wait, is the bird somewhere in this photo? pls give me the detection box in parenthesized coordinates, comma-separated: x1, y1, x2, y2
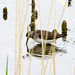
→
(26, 29, 67, 45)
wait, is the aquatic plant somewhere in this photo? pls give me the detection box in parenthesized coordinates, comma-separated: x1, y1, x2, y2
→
(6, 56, 8, 75)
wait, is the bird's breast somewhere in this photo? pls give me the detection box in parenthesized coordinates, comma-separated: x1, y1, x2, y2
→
(35, 37, 53, 44)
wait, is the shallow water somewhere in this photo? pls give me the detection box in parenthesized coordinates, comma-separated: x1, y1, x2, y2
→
(0, 0, 75, 75)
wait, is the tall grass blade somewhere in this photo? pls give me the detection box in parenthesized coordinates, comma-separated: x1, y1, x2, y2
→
(6, 56, 8, 75)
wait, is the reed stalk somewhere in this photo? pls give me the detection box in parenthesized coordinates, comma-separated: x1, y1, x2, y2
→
(52, 0, 56, 74)
(21, 0, 26, 75)
(27, 1, 32, 74)
(49, 58, 52, 75)
(44, 0, 54, 74)
(74, 67, 75, 75)
(38, 0, 45, 75)
(15, 0, 18, 75)
(44, 2, 54, 71)
(17, 0, 29, 75)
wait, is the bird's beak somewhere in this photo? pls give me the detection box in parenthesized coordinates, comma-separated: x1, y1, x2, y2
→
(26, 38, 28, 47)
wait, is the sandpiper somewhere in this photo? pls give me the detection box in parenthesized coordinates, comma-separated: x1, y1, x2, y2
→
(26, 29, 66, 44)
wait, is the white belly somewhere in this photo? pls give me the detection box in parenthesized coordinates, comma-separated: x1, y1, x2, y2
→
(35, 38, 53, 44)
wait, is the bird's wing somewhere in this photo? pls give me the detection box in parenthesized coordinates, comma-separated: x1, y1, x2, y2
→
(47, 32, 54, 40)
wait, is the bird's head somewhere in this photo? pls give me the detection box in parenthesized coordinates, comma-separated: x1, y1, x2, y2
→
(26, 31, 34, 38)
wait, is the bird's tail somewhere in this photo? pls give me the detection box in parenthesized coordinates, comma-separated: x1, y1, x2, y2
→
(62, 33, 67, 37)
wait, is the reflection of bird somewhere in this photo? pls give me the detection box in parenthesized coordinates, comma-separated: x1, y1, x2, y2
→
(29, 44, 67, 56)
(26, 29, 66, 44)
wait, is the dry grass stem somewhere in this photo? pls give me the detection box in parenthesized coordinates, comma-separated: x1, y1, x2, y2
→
(59, 0, 74, 15)
(57, 1, 67, 30)
(49, 58, 52, 75)
(38, 0, 45, 75)
(44, 0, 54, 74)
(15, 0, 18, 74)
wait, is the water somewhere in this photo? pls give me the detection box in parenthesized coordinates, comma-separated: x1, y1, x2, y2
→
(0, 0, 75, 75)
